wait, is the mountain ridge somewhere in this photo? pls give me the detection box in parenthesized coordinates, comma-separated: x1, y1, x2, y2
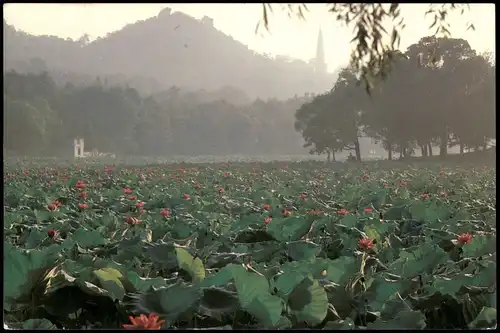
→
(3, 7, 337, 99)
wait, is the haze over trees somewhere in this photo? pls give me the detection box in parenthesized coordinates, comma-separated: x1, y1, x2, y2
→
(3, 70, 315, 156)
(295, 36, 495, 161)
(5, 35, 493, 159)
(3, 7, 494, 160)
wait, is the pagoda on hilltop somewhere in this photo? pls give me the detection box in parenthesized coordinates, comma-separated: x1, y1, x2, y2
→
(313, 27, 327, 74)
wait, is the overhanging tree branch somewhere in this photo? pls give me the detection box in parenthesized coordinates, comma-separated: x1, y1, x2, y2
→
(257, 3, 475, 94)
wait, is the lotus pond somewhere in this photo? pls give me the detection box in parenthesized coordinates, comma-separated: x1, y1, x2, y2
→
(3, 160, 497, 329)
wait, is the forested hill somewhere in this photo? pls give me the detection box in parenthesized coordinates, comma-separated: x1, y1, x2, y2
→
(3, 8, 336, 99)
(3, 70, 314, 157)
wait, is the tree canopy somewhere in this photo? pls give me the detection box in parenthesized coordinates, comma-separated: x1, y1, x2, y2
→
(294, 36, 495, 161)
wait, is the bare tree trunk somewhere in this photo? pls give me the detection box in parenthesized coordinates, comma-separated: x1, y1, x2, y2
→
(354, 138, 362, 162)
(385, 141, 393, 160)
(459, 142, 464, 154)
(439, 130, 448, 157)
(326, 151, 331, 163)
(428, 143, 433, 156)
(420, 144, 428, 157)
(331, 150, 336, 161)
(401, 143, 409, 158)
(483, 140, 488, 151)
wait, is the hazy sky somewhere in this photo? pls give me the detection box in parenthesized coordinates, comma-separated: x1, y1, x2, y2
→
(3, 3, 495, 72)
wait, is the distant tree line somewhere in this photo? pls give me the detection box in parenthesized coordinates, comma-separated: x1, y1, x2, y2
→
(295, 36, 495, 161)
(3, 71, 311, 157)
(4, 36, 494, 161)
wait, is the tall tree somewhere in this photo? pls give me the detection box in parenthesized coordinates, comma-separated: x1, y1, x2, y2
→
(294, 36, 495, 161)
(295, 68, 369, 161)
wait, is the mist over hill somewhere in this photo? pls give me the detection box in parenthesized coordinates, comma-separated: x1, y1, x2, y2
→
(3, 8, 337, 100)
(7, 8, 485, 161)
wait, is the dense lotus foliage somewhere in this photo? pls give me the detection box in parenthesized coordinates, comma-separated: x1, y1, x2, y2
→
(3, 158, 496, 329)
